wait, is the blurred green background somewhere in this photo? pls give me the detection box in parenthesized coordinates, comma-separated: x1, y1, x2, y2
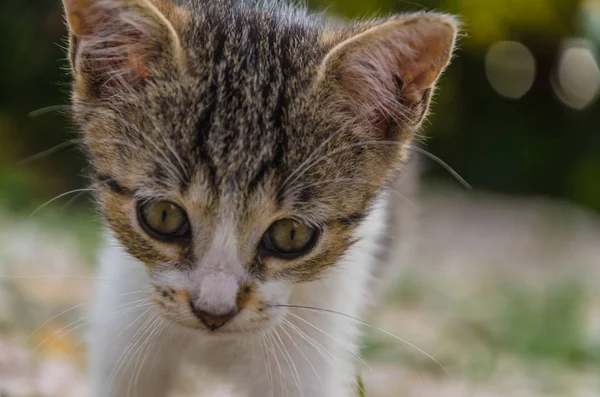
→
(0, 0, 599, 213)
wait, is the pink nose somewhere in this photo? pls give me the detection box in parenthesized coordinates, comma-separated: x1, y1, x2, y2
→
(190, 272, 241, 330)
(190, 307, 237, 330)
(194, 310, 237, 331)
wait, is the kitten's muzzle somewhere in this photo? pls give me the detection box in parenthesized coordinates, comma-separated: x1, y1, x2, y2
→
(189, 301, 237, 330)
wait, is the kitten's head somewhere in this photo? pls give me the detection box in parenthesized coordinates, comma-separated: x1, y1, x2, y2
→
(63, 0, 457, 334)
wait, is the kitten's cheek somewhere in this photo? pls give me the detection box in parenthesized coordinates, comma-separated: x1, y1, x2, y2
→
(259, 281, 292, 304)
(254, 281, 291, 324)
(263, 305, 288, 327)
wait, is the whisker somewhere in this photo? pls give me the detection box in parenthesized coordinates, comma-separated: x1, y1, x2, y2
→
(274, 326, 304, 397)
(60, 189, 92, 210)
(15, 137, 157, 169)
(260, 336, 275, 397)
(285, 317, 360, 395)
(28, 102, 111, 119)
(281, 126, 350, 188)
(279, 319, 324, 388)
(105, 308, 156, 396)
(410, 145, 472, 190)
(25, 290, 148, 345)
(29, 188, 98, 217)
(282, 139, 470, 199)
(266, 331, 285, 396)
(42, 301, 151, 396)
(121, 104, 186, 186)
(283, 140, 400, 191)
(286, 177, 418, 212)
(34, 300, 152, 358)
(280, 318, 340, 373)
(28, 104, 74, 118)
(25, 301, 91, 345)
(130, 316, 163, 397)
(139, 102, 190, 182)
(282, 318, 358, 397)
(274, 304, 452, 378)
(142, 324, 172, 395)
(285, 312, 372, 373)
(16, 139, 80, 167)
(283, 138, 412, 193)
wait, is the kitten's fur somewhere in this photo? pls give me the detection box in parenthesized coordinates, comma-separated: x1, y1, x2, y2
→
(62, 0, 457, 395)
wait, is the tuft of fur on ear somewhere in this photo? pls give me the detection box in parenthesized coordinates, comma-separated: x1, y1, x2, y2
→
(63, 0, 185, 99)
(318, 14, 458, 139)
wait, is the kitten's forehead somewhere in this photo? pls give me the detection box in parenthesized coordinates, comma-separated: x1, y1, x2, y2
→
(185, 5, 323, 186)
(132, 5, 326, 204)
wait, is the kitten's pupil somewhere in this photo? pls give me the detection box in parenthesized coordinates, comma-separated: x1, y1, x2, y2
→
(262, 219, 318, 258)
(138, 200, 189, 240)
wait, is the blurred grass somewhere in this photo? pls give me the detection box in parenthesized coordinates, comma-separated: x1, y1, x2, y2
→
(361, 274, 600, 385)
(0, 196, 101, 264)
(29, 207, 101, 263)
(485, 281, 594, 365)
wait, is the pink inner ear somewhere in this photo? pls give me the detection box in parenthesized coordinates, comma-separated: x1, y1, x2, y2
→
(336, 44, 407, 134)
(121, 32, 154, 80)
(65, 0, 156, 81)
(128, 49, 151, 79)
(323, 17, 457, 136)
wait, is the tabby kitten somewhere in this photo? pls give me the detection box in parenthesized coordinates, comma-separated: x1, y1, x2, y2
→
(61, 0, 457, 395)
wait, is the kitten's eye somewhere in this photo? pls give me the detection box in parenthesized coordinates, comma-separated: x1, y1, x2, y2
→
(261, 219, 318, 259)
(138, 201, 190, 240)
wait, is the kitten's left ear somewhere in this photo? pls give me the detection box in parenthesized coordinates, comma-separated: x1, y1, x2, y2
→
(317, 14, 458, 138)
(63, 0, 185, 98)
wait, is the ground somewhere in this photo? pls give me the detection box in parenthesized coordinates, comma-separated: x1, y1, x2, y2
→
(1, 185, 600, 396)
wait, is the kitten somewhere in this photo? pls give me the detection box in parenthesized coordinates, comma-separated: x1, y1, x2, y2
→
(61, 0, 457, 395)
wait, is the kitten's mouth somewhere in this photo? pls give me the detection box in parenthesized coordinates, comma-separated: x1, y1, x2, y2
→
(198, 324, 273, 335)
(186, 319, 278, 336)
(159, 304, 286, 335)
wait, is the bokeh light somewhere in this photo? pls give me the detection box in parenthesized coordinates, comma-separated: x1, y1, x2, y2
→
(485, 41, 536, 99)
(552, 38, 600, 110)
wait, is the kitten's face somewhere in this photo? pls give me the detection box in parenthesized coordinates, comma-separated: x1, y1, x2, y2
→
(63, 0, 457, 334)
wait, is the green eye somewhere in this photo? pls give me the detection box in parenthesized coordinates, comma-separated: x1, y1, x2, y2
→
(138, 200, 190, 240)
(261, 219, 318, 259)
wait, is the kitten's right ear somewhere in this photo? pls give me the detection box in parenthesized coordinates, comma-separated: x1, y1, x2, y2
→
(63, 0, 186, 99)
(317, 14, 458, 140)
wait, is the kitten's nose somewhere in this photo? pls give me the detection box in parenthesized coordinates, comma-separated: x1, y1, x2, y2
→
(190, 272, 240, 330)
(190, 304, 237, 330)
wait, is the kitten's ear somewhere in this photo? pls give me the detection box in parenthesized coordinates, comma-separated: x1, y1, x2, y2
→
(63, 0, 185, 99)
(317, 14, 458, 138)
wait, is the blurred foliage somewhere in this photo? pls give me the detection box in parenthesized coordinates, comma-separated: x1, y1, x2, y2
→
(0, 0, 599, 213)
(363, 274, 600, 384)
(0, 0, 87, 213)
(488, 281, 594, 365)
